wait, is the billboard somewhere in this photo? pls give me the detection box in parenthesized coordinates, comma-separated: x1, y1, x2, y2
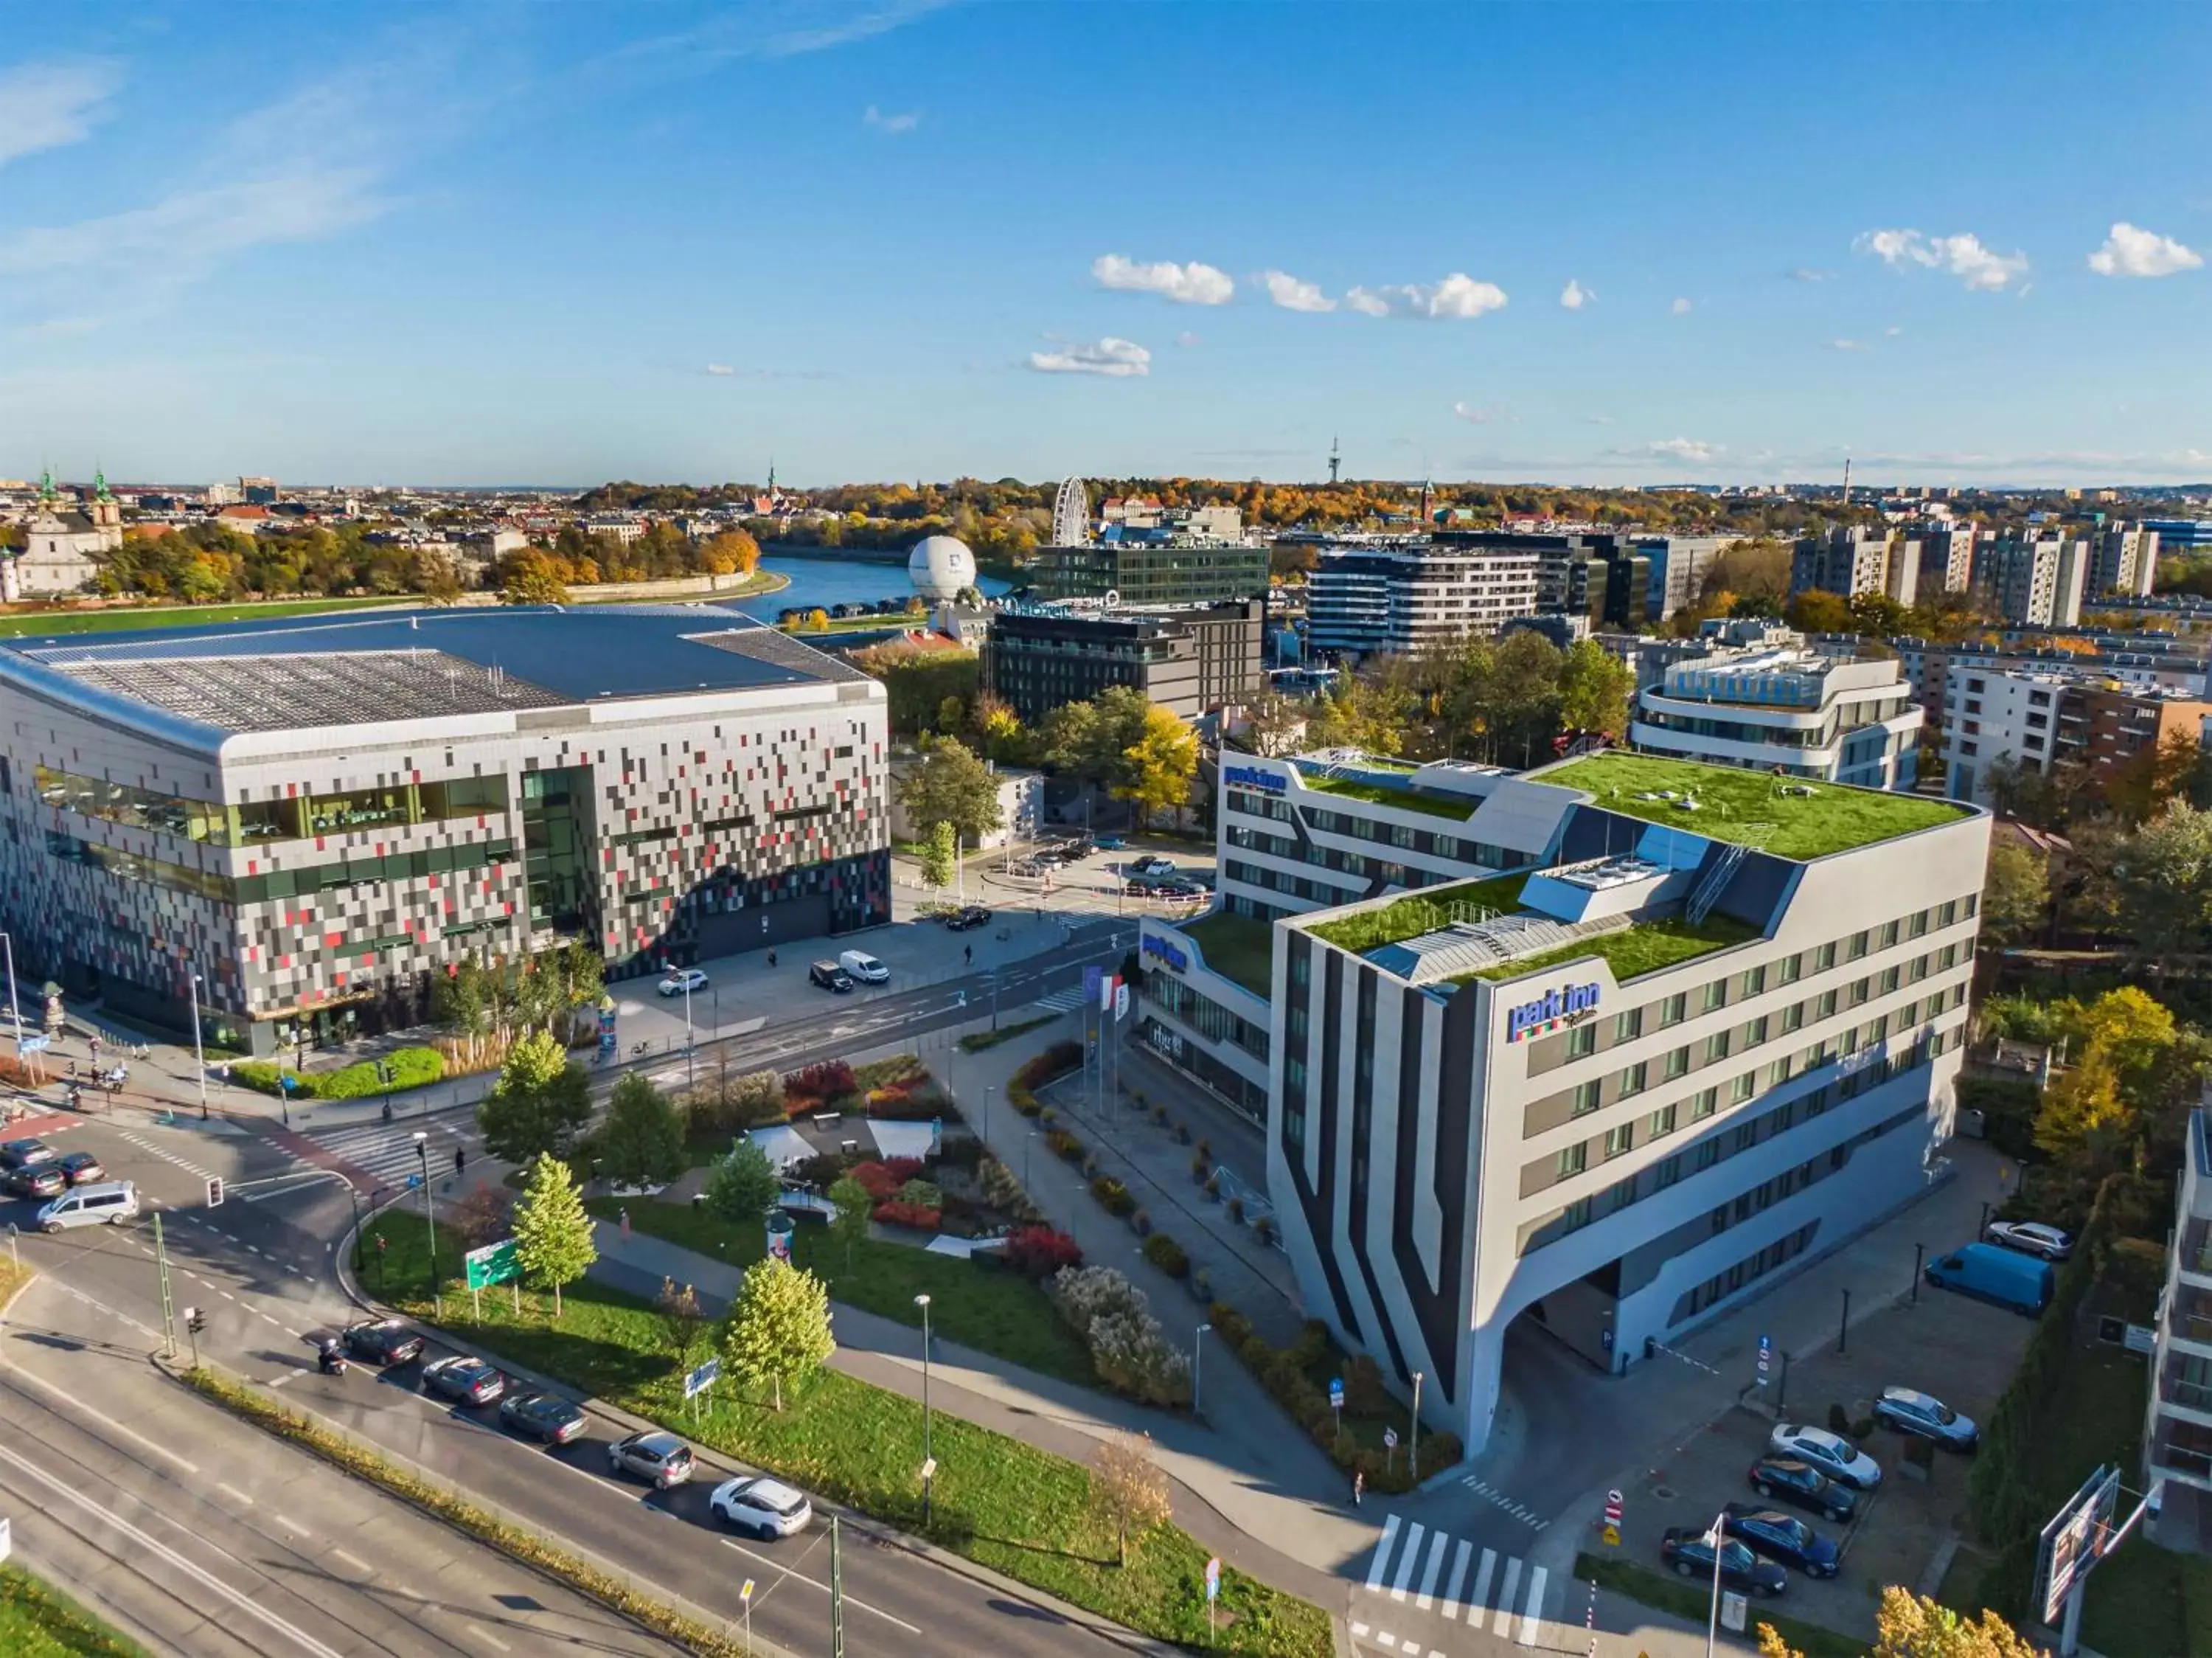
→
(2035, 1463, 2120, 1625)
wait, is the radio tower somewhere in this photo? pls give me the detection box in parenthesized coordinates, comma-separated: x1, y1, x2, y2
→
(1328, 437, 1342, 485)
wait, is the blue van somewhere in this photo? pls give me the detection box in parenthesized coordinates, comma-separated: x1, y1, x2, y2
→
(1924, 1241, 2053, 1315)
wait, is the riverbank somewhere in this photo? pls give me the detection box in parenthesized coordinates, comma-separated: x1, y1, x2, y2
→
(0, 594, 411, 638)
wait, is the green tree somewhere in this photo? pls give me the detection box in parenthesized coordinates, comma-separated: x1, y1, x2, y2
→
(703, 1137, 781, 1228)
(512, 1152, 597, 1318)
(655, 1276, 707, 1368)
(720, 1256, 835, 1410)
(1979, 843, 2050, 948)
(1557, 638, 1634, 738)
(827, 1173, 873, 1269)
(918, 819, 958, 891)
(477, 1030, 592, 1165)
(2083, 800, 2212, 958)
(898, 737, 1004, 848)
(599, 1072, 686, 1190)
(1116, 704, 1200, 828)
(1784, 589, 1854, 634)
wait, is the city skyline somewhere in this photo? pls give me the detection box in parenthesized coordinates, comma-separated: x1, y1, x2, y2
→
(4, 2, 2210, 488)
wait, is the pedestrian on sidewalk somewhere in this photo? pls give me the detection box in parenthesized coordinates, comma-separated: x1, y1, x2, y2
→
(454, 1146, 466, 1178)
(619, 1206, 631, 1239)
(767, 950, 778, 969)
(963, 945, 973, 967)
(1353, 1469, 1365, 1507)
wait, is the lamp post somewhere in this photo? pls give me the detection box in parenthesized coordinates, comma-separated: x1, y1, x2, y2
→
(1, 929, 18, 1041)
(983, 1084, 995, 1146)
(1703, 1511, 1728, 1658)
(188, 968, 210, 1120)
(1410, 1371, 1424, 1479)
(915, 1292, 935, 1527)
(1194, 1322, 1211, 1422)
(682, 975, 696, 1093)
(346, 1182, 364, 1273)
(1838, 1287, 1851, 1357)
(414, 1132, 437, 1310)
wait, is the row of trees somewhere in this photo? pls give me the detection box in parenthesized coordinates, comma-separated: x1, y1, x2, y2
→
(432, 942, 605, 1072)
(91, 522, 454, 603)
(496, 526, 760, 605)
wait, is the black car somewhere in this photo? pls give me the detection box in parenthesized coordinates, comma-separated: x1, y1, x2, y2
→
(1722, 1505, 1842, 1578)
(1747, 1456, 1859, 1522)
(945, 906, 992, 931)
(55, 1151, 107, 1185)
(501, 1390, 588, 1445)
(4, 1162, 66, 1199)
(421, 1354, 507, 1406)
(1661, 1527, 1788, 1597)
(341, 1319, 426, 1365)
(0, 1138, 54, 1174)
(808, 960, 854, 993)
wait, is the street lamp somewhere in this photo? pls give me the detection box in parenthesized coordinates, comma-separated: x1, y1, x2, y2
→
(682, 974, 696, 1093)
(914, 1292, 935, 1527)
(413, 1132, 437, 1309)
(1194, 1322, 1211, 1421)
(983, 1083, 995, 1146)
(1410, 1371, 1423, 1479)
(188, 968, 210, 1120)
(0, 929, 19, 1044)
(1703, 1510, 1728, 1658)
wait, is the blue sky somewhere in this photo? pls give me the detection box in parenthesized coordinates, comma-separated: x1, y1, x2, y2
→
(4, 1, 2210, 489)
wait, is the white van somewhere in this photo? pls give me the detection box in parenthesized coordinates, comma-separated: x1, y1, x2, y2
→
(838, 950, 889, 984)
(38, 1180, 139, 1232)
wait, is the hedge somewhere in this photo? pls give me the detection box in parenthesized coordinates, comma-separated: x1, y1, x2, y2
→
(1141, 1232, 1189, 1279)
(1006, 1041, 1082, 1116)
(229, 1045, 443, 1100)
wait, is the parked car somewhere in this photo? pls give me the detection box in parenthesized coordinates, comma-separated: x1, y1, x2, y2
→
(1983, 1219, 2073, 1262)
(608, 1430, 695, 1488)
(500, 1391, 588, 1445)
(945, 906, 992, 932)
(1768, 1424, 1882, 1490)
(1872, 1387, 1979, 1450)
(1721, 1506, 1840, 1578)
(341, 1319, 427, 1366)
(1128, 855, 1177, 878)
(809, 960, 854, 993)
(709, 1474, 813, 1539)
(1660, 1527, 1787, 1597)
(1094, 836, 1126, 851)
(1746, 1457, 1859, 1522)
(0, 1138, 55, 1173)
(1924, 1241, 2053, 1315)
(4, 1162, 66, 1200)
(421, 1354, 507, 1406)
(36, 1180, 138, 1232)
(53, 1151, 106, 1186)
(657, 968, 709, 998)
(838, 950, 889, 985)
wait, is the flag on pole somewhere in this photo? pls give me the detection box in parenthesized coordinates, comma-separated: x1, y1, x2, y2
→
(1115, 981, 1130, 1021)
(1099, 971, 1117, 1012)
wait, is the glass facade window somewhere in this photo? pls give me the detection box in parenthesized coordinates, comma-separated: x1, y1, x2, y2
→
(1613, 1008, 1642, 1043)
(1659, 992, 1687, 1027)
(1603, 1124, 1634, 1159)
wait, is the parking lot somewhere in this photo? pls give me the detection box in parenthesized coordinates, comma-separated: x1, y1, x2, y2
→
(1621, 1286, 2035, 1642)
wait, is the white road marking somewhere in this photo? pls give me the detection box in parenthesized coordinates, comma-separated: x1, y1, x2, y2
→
(216, 1482, 256, 1507)
(266, 1372, 297, 1390)
(0, 1363, 203, 1474)
(1415, 1530, 1446, 1609)
(1492, 1556, 1522, 1636)
(1388, 1520, 1425, 1601)
(1374, 1636, 1396, 1651)
(330, 1547, 373, 1575)
(1440, 1539, 1471, 1620)
(717, 1538, 922, 1632)
(1471, 1547, 1496, 1614)
(1350, 1623, 1370, 1638)
(1518, 1564, 1549, 1646)
(1363, 1513, 1400, 1592)
(466, 1625, 512, 1652)
(275, 1513, 311, 1537)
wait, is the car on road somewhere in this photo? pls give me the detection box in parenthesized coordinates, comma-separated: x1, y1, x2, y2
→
(1746, 1456, 1859, 1522)
(944, 905, 992, 932)
(1769, 1424, 1882, 1490)
(1128, 855, 1177, 877)
(54, 1151, 106, 1185)
(421, 1354, 507, 1406)
(6, 1161, 68, 1199)
(838, 950, 889, 985)
(36, 1181, 138, 1231)
(1722, 1506, 1840, 1578)
(500, 1391, 588, 1446)
(808, 960, 854, 993)
(1924, 1241, 2053, 1314)
(341, 1319, 427, 1366)
(657, 968, 709, 998)
(0, 1138, 55, 1173)
(1983, 1219, 2073, 1261)
(1872, 1387, 1979, 1450)
(1660, 1527, 1787, 1597)
(709, 1474, 813, 1539)
(608, 1430, 695, 1488)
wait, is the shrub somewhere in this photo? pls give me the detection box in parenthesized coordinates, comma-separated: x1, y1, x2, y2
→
(864, 1083, 939, 1121)
(871, 1200, 942, 1231)
(230, 1046, 444, 1100)
(1008, 1083, 1043, 1117)
(978, 1156, 1035, 1218)
(1046, 1128, 1082, 1162)
(1012, 1042, 1082, 1091)
(1038, 1106, 1057, 1128)
(1827, 1402, 1852, 1438)
(1287, 1320, 1330, 1369)
(1176, 1125, 1192, 1145)
(1203, 1170, 1222, 1199)
(1191, 1267, 1211, 1301)
(782, 1060, 857, 1103)
(849, 1159, 922, 1202)
(1082, 1156, 1101, 1180)
(1346, 1353, 1389, 1415)
(1207, 1301, 1254, 1349)
(1132, 1208, 1152, 1237)
(1226, 1196, 1244, 1224)
(1191, 1153, 1209, 1180)
(1091, 1176, 1134, 1216)
(895, 1177, 943, 1210)
(1141, 1233, 1189, 1279)
(789, 1151, 852, 1191)
(1049, 1266, 1189, 1408)
(852, 1054, 926, 1092)
(1253, 1215, 1276, 1246)
(1196, 1138, 1211, 1159)
(1003, 1226, 1082, 1279)
(1152, 1103, 1169, 1125)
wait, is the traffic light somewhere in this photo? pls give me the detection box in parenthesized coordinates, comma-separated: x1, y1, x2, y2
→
(205, 1176, 225, 1208)
(186, 1307, 207, 1335)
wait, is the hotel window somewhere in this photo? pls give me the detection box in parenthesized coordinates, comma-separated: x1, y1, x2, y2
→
(1731, 1118, 1759, 1151)
(1765, 1057, 1793, 1090)
(1730, 1072, 1756, 1105)
(1879, 965, 1901, 994)
(1939, 943, 1959, 970)
(1879, 920, 1900, 948)
(1703, 1031, 1731, 1064)
(1780, 1002, 1804, 1035)
(1696, 1140, 1721, 1170)
(1647, 1102, 1678, 1140)
(1571, 1080, 1602, 1117)
(1869, 1013, 1890, 1043)
(1607, 1177, 1638, 1215)
(1847, 930, 1868, 960)
(1952, 983, 1968, 1009)
(1804, 1085, 1831, 1117)
(1557, 1141, 1589, 1179)
(1654, 1154, 1683, 1190)
(1777, 954, 1803, 985)
(1816, 988, 1838, 1019)
(1617, 1061, 1648, 1100)
(1939, 899, 1958, 926)
(1690, 1086, 1719, 1121)
(1565, 1023, 1597, 1060)
(1663, 1045, 1690, 1081)
(1739, 964, 1767, 998)
(1659, 992, 1688, 1027)
(1910, 909, 1930, 938)
(1744, 1014, 1769, 1047)
(1701, 980, 1729, 1013)
(1561, 1196, 1593, 1231)
(1614, 1008, 1643, 1043)
(1909, 954, 1930, 982)
(1964, 893, 1979, 918)
(1603, 1123, 1634, 1160)
(1848, 977, 1871, 1007)
(1815, 941, 1837, 971)
(1286, 1058, 1307, 1090)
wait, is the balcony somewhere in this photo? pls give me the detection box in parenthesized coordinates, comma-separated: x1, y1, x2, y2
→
(2169, 1286, 2212, 1355)
(2149, 1422, 2212, 1491)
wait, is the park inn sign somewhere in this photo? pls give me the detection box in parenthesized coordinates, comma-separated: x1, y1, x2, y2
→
(1504, 980, 1601, 1044)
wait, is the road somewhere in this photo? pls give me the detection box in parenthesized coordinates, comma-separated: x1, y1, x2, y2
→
(1, 1113, 1172, 1658)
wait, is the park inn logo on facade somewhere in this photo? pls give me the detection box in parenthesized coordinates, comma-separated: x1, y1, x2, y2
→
(1505, 981, 1602, 1043)
(1141, 933, 1190, 974)
(1222, 764, 1287, 794)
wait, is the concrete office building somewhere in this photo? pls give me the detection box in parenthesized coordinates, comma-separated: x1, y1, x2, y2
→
(1267, 754, 1985, 1454)
(2087, 524, 2161, 600)
(981, 600, 1265, 724)
(1632, 640, 1924, 788)
(1975, 534, 2088, 628)
(1792, 527, 1919, 607)
(1638, 535, 1734, 622)
(0, 606, 891, 1052)
(1307, 543, 1542, 658)
(2144, 1106, 2212, 1539)
(1938, 664, 2211, 806)
(1029, 535, 1269, 608)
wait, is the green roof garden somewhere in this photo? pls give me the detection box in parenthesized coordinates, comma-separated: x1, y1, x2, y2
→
(1535, 752, 1970, 861)
(1295, 771, 1478, 820)
(1304, 872, 1531, 956)
(1455, 912, 1759, 988)
(1177, 909, 1276, 997)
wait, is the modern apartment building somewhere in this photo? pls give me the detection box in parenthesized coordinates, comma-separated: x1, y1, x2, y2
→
(1792, 527, 1919, 607)
(1939, 665, 2212, 806)
(1914, 525, 1978, 597)
(1028, 535, 1269, 608)
(1639, 535, 1735, 622)
(1974, 534, 2089, 628)
(0, 606, 891, 1052)
(2087, 524, 2161, 600)
(981, 600, 1265, 724)
(1631, 639, 1924, 788)
(1307, 542, 1542, 659)
(2145, 1106, 2212, 1534)
(1268, 753, 1984, 1454)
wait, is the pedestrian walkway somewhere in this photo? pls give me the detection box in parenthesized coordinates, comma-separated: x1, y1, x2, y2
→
(1354, 1511, 1552, 1650)
(1030, 985, 1090, 1014)
(292, 1115, 479, 1193)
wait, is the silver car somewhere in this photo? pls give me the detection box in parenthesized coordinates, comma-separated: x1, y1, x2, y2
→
(1873, 1387, 1979, 1450)
(1983, 1219, 2073, 1261)
(608, 1430, 695, 1488)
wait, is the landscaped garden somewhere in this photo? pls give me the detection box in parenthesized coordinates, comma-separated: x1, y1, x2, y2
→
(1178, 909, 1276, 996)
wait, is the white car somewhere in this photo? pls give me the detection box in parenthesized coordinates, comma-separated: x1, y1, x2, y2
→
(838, 950, 889, 985)
(1768, 1423, 1882, 1490)
(709, 1474, 813, 1539)
(657, 968, 709, 997)
(1983, 1219, 2073, 1261)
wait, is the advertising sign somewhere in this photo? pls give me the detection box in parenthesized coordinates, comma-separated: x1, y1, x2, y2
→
(1222, 765, 1287, 794)
(1505, 981, 1602, 1044)
(685, 1357, 722, 1400)
(1141, 934, 1190, 974)
(2036, 1464, 2121, 1625)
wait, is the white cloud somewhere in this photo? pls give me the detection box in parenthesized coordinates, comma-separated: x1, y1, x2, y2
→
(1559, 278, 1591, 310)
(1855, 228, 2028, 292)
(861, 104, 919, 134)
(1787, 267, 1834, 282)
(1885, 325, 1905, 336)
(1027, 336, 1150, 378)
(2088, 221, 2203, 279)
(1582, 414, 1616, 426)
(1343, 273, 1507, 320)
(1826, 339, 1868, 351)
(1453, 401, 1506, 424)
(0, 171, 386, 280)
(1091, 254, 1234, 306)
(1670, 296, 1693, 315)
(0, 59, 122, 170)
(1620, 437, 1724, 464)
(705, 363, 737, 375)
(1175, 330, 1200, 347)
(1260, 270, 1335, 313)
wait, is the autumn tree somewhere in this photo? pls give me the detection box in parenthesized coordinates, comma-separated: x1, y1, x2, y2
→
(1758, 1585, 2043, 1658)
(499, 548, 571, 606)
(1087, 1432, 1173, 1567)
(1117, 704, 1200, 828)
(1784, 589, 1854, 635)
(1980, 844, 2050, 948)
(1557, 638, 1635, 738)
(512, 1153, 597, 1318)
(655, 1276, 708, 1367)
(720, 1257, 835, 1410)
(898, 737, 1004, 848)
(828, 1173, 873, 1269)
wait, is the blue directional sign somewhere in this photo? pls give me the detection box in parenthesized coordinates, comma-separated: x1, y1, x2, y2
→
(14, 1034, 49, 1056)
(1756, 1333, 1772, 1388)
(685, 1357, 723, 1400)
(1328, 1376, 1345, 1410)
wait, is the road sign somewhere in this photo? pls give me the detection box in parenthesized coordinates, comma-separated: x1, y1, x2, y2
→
(740, 1579, 754, 1603)
(1328, 1376, 1345, 1409)
(465, 1238, 520, 1291)
(406, 1172, 423, 1190)
(1204, 1556, 1221, 1602)
(1720, 1590, 1748, 1633)
(1382, 1428, 1398, 1451)
(1599, 1523, 1621, 1547)
(15, 1034, 49, 1055)
(205, 1176, 225, 1209)
(684, 1357, 723, 1400)
(1604, 1488, 1624, 1525)
(1756, 1333, 1772, 1388)
(0, 1515, 10, 1563)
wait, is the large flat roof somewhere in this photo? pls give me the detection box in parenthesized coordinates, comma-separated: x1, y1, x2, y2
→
(0, 604, 869, 735)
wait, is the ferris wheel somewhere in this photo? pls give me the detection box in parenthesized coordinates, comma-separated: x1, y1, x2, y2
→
(1051, 476, 1089, 547)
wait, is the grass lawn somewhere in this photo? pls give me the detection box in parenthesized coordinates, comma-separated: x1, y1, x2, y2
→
(0, 1256, 30, 1313)
(1304, 872, 1531, 955)
(1537, 753, 1969, 861)
(0, 1564, 151, 1657)
(1297, 773, 1475, 820)
(371, 1218, 1329, 1657)
(1178, 910, 1276, 996)
(1466, 912, 1759, 985)
(1576, 1553, 1862, 1658)
(580, 1195, 1099, 1387)
(0, 595, 406, 638)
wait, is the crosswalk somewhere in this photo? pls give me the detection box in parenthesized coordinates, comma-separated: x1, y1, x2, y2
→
(304, 1117, 478, 1193)
(115, 1128, 220, 1185)
(1031, 985, 1089, 1014)
(1355, 1514, 1549, 1651)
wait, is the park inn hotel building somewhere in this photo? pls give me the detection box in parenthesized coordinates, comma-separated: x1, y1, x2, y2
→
(0, 606, 890, 1055)
(1138, 750, 1987, 1456)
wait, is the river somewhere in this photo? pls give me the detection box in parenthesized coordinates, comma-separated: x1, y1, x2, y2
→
(731, 556, 1010, 622)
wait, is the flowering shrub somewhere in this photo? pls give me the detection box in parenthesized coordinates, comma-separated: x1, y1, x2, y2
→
(1046, 1128, 1082, 1162)
(894, 1177, 943, 1210)
(1090, 1176, 1134, 1217)
(1048, 1265, 1190, 1408)
(1003, 1225, 1082, 1279)
(871, 1200, 942, 1231)
(849, 1158, 924, 1202)
(783, 1060, 858, 1103)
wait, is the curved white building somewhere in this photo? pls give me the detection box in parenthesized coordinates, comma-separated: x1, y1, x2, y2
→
(1632, 637, 1924, 790)
(908, 535, 977, 600)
